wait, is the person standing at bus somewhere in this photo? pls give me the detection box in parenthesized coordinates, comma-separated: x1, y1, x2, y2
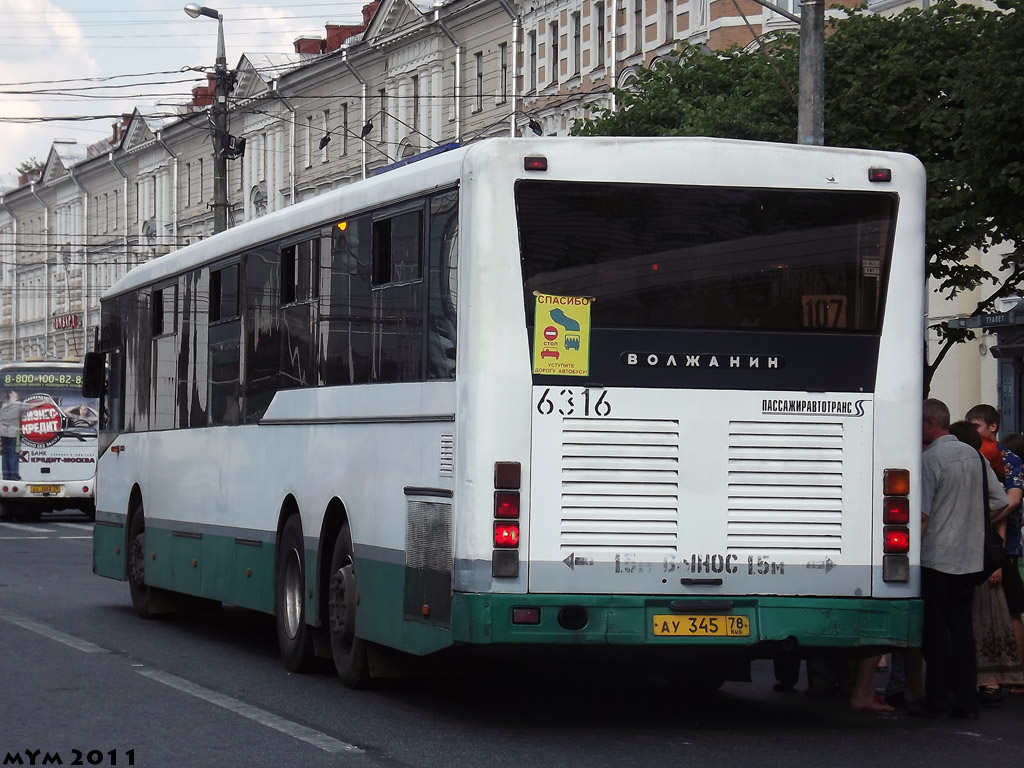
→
(1, 390, 31, 481)
(904, 399, 1008, 719)
(966, 405, 1024, 700)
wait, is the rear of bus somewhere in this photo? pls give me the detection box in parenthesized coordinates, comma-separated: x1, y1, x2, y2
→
(0, 361, 98, 521)
(452, 138, 924, 673)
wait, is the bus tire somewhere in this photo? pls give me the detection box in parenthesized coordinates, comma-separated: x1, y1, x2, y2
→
(127, 506, 160, 619)
(328, 523, 369, 688)
(0, 502, 17, 521)
(275, 515, 316, 672)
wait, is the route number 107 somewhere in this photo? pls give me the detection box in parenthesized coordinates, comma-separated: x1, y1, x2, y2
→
(536, 388, 612, 417)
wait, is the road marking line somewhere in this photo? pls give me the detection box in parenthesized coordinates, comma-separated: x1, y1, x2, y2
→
(137, 669, 363, 755)
(58, 536, 92, 540)
(0, 536, 49, 540)
(0, 523, 52, 533)
(56, 523, 93, 531)
(0, 612, 109, 654)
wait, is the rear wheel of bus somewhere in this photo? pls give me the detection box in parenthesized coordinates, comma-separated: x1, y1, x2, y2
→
(127, 503, 174, 619)
(275, 515, 316, 672)
(328, 522, 369, 688)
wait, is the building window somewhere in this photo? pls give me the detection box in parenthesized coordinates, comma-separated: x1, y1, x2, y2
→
(573, 13, 581, 75)
(411, 76, 421, 132)
(113, 189, 119, 231)
(474, 52, 484, 112)
(322, 109, 330, 163)
(528, 31, 538, 91)
(341, 103, 349, 156)
(379, 89, 388, 142)
(498, 44, 508, 102)
(550, 21, 559, 84)
(450, 63, 457, 121)
(261, 133, 269, 182)
(634, 0, 643, 52)
(595, 2, 606, 66)
(694, 0, 710, 30)
(305, 115, 313, 167)
(198, 158, 204, 203)
(665, 0, 674, 42)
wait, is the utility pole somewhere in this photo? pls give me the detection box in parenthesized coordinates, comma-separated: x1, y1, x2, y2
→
(185, 4, 229, 233)
(797, 0, 825, 145)
(742, 0, 825, 145)
(212, 19, 229, 233)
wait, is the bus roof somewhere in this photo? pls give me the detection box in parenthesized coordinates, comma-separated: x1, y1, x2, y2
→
(101, 136, 923, 301)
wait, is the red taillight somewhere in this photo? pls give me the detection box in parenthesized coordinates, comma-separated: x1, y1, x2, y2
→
(82, 486, 90, 494)
(494, 491, 520, 519)
(883, 469, 910, 496)
(494, 461, 521, 489)
(884, 526, 910, 553)
(869, 167, 892, 183)
(883, 497, 910, 525)
(494, 522, 520, 548)
(512, 607, 541, 625)
(524, 156, 548, 171)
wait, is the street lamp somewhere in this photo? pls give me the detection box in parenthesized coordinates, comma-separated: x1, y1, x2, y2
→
(184, 4, 229, 233)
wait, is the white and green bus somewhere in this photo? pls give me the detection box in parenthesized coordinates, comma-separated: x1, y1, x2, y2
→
(1, 359, 98, 522)
(86, 137, 924, 687)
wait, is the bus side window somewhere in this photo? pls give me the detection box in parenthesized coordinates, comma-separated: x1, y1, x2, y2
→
(371, 208, 424, 383)
(320, 217, 372, 386)
(245, 247, 282, 422)
(280, 239, 319, 390)
(151, 281, 179, 431)
(209, 264, 241, 426)
(427, 191, 458, 380)
(124, 289, 153, 433)
(176, 269, 209, 428)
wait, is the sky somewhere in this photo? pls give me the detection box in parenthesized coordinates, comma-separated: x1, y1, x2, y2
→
(0, 0, 370, 181)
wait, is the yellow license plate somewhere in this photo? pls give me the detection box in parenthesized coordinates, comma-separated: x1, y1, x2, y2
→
(652, 614, 751, 637)
(29, 485, 61, 494)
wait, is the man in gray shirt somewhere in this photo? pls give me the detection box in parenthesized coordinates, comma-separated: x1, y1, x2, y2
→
(906, 398, 1008, 718)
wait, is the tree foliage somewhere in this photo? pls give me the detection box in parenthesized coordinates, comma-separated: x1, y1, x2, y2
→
(15, 157, 43, 176)
(574, 0, 1024, 390)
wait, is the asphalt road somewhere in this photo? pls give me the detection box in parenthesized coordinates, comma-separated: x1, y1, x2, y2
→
(2, 513, 1024, 768)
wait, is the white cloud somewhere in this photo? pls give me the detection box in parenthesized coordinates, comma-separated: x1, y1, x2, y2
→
(0, 0, 100, 174)
(0, 0, 367, 178)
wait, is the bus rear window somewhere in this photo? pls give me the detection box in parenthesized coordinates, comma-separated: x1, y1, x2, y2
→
(517, 181, 896, 332)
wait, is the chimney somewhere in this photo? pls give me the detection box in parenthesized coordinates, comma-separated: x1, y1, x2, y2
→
(362, 2, 380, 26)
(18, 169, 41, 187)
(325, 23, 365, 52)
(191, 73, 216, 108)
(294, 36, 326, 54)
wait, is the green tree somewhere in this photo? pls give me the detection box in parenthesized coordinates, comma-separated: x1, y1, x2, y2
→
(16, 157, 43, 176)
(575, 0, 1024, 392)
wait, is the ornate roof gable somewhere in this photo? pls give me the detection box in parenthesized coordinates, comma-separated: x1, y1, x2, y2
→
(122, 109, 157, 152)
(41, 141, 86, 184)
(363, 0, 432, 45)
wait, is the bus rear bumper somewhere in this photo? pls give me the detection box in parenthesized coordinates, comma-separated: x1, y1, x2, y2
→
(452, 593, 923, 652)
(0, 478, 96, 504)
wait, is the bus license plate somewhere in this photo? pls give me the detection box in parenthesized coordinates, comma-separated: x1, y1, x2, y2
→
(29, 485, 61, 495)
(652, 614, 750, 637)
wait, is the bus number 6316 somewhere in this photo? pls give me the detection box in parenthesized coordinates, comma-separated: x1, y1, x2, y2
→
(536, 388, 612, 417)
